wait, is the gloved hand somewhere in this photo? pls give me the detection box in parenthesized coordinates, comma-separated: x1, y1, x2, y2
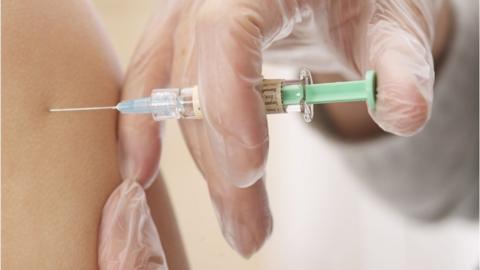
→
(118, 0, 441, 258)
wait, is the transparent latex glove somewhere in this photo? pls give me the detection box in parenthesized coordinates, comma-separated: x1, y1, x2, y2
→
(119, 0, 274, 257)
(265, 0, 441, 136)
(118, 0, 438, 257)
(99, 181, 168, 270)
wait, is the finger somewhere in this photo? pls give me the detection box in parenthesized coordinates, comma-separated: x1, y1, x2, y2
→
(181, 120, 273, 258)
(99, 181, 167, 269)
(168, 5, 273, 256)
(195, 2, 267, 188)
(118, 12, 177, 187)
(366, 1, 435, 136)
(194, 0, 305, 187)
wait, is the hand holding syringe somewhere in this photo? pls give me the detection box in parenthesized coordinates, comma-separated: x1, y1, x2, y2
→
(50, 69, 376, 123)
(51, 0, 437, 266)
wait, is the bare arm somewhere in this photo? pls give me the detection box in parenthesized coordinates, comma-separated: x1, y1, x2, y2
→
(2, 0, 187, 268)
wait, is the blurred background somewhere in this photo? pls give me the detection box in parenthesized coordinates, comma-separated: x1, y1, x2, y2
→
(92, 1, 478, 269)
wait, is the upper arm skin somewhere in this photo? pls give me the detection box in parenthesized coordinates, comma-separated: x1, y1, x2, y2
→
(3, 1, 189, 268)
(2, 0, 122, 268)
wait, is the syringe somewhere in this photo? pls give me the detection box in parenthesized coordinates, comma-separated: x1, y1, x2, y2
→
(50, 69, 377, 123)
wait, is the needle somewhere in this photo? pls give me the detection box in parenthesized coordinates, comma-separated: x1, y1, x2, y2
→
(49, 106, 117, 112)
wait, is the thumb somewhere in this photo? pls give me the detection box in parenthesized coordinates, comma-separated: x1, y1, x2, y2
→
(366, 1, 436, 136)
